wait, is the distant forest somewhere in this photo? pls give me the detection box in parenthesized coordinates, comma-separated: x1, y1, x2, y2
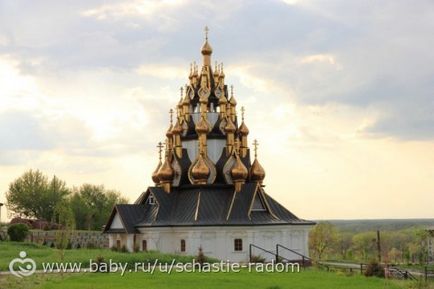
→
(323, 219, 434, 232)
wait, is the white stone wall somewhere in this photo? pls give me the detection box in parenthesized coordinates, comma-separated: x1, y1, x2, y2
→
(109, 225, 312, 262)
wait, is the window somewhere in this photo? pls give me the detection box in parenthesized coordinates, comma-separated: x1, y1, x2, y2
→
(148, 195, 155, 205)
(116, 240, 121, 249)
(234, 239, 243, 251)
(180, 239, 186, 252)
(142, 240, 147, 251)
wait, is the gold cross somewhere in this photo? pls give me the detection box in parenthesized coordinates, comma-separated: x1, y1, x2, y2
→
(204, 26, 209, 40)
(157, 142, 164, 161)
(253, 139, 259, 158)
(169, 108, 173, 125)
(230, 85, 234, 98)
(180, 86, 183, 98)
(241, 106, 245, 121)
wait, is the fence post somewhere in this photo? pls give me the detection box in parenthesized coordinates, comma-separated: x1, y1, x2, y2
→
(249, 244, 252, 263)
(360, 264, 363, 274)
(275, 244, 279, 263)
(425, 266, 427, 282)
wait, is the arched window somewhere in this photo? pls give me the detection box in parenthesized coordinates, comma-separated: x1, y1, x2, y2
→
(180, 239, 186, 252)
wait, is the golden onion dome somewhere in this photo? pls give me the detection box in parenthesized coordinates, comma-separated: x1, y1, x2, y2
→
(157, 157, 174, 183)
(239, 121, 249, 136)
(229, 95, 237, 106)
(201, 40, 213, 56)
(191, 153, 210, 184)
(250, 158, 265, 182)
(219, 94, 228, 105)
(224, 117, 236, 133)
(166, 124, 173, 138)
(172, 120, 183, 135)
(195, 116, 210, 134)
(152, 161, 162, 184)
(231, 154, 248, 181)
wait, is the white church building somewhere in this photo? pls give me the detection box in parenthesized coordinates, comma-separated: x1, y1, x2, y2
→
(103, 30, 314, 263)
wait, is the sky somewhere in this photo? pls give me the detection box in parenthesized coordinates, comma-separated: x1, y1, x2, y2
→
(0, 0, 433, 221)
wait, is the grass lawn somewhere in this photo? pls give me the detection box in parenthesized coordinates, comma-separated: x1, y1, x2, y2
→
(0, 269, 417, 289)
(0, 241, 430, 289)
(0, 241, 201, 271)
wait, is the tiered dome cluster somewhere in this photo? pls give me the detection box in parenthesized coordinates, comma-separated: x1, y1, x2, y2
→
(152, 29, 265, 193)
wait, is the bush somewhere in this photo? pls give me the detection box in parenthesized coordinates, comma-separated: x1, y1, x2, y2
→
(7, 223, 29, 242)
(196, 246, 206, 266)
(364, 261, 384, 278)
(250, 255, 266, 263)
(120, 245, 128, 252)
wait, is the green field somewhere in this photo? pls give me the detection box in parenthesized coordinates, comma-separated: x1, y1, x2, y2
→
(0, 269, 415, 289)
(0, 241, 430, 289)
(0, 241, 201, 271)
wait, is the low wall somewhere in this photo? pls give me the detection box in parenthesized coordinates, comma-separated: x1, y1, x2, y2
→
(27, 230, 109, 249)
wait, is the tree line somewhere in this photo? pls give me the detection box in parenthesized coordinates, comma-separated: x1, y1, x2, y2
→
(309, 222, 431, 265)
(5, 169, 128, 231)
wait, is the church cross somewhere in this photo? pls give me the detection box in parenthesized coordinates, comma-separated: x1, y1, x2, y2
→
(157, 142, 164, 161)
(169, 108, 174, 125)
(241, 106, 245, 121)
(253, 139, 259, 158)
(204, 26, 209, 41)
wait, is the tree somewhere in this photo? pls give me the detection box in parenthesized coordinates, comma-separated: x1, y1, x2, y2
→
(6, 170, 70, 221)
(70, 184, 128, 230)
(309, 222, 337, 260)
(54, 200, 75, 278)
(334, 231, 353, 260)
(352, 231, 377, 261)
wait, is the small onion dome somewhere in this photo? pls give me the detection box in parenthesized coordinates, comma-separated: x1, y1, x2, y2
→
(166, 124, 173, 138)
(250, 158, 265, 182)
(172, 120, 183, 135)
(195, 116, 210, 134)
(231, 154, 248, 181)
(152, 161, 162, 184)
(201, 40, 213, 56)
(191, 153, 210, 184)
(219, 95, 228, 105)
(229, 95, 237, 106)
(224, 117, 236, 133)
(182, 93, 190, 105)
(239, 121, 249, 136)
(157, 157, 174, 183)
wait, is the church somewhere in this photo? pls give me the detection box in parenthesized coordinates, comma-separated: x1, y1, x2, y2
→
(103, 29, 314, 263)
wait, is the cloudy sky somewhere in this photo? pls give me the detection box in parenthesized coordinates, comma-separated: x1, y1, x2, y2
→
(0, 0, 433, 221)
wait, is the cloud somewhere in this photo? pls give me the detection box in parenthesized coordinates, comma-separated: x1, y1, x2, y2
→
(81, 0, 186, 20)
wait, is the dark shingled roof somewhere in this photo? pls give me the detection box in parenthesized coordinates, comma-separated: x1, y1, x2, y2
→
(104, 183, 314, 233)
(103, 204, 145, 233)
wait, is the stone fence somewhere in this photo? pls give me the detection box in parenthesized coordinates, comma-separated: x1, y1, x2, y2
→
(26, 230, 109, 249)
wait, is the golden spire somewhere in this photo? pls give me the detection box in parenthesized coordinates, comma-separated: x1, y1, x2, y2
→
(177, 87, 184, 118)
(182, 84, 190, 120)
(250, 139, 266, 184)
(239, 106, 249, 157)
(201, 26, 212, 66)
(152, 142, 164, 185)
(166, 109, 174, 150)
(228, 85, 237, 122)
(213, 61, 220, 85)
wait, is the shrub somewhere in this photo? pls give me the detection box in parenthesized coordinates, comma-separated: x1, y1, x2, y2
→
(364, 261, 384, 278)
(111, 246, 118, 252)
(120, 245, 128, 252)
(250, 255, 266, 263)
(7, 223, 29, 242)
(196, 246, 206, 266)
